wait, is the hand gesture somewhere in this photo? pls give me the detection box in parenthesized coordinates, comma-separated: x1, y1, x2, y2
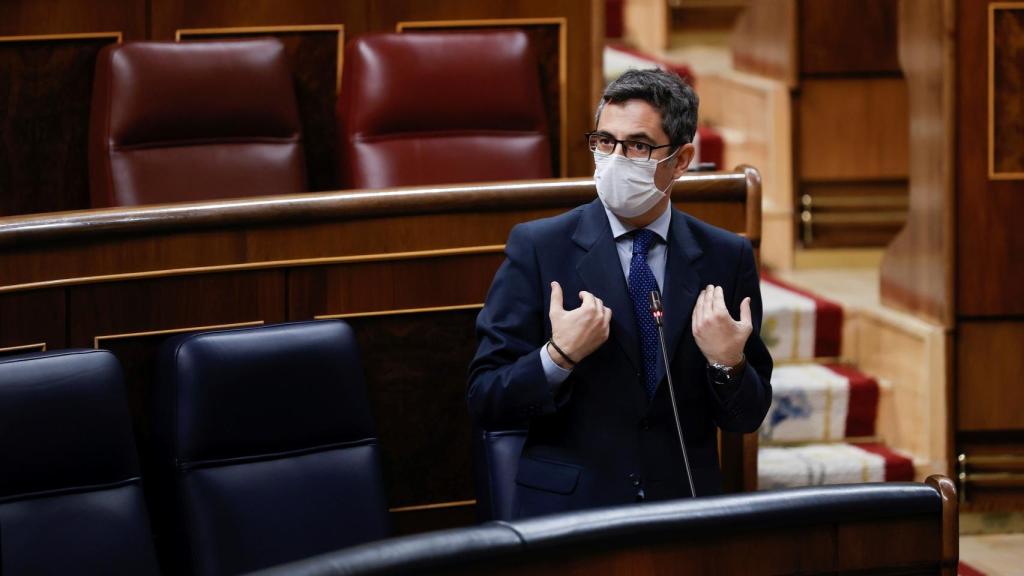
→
(548, 281, 611, 369)
(692, 284, 752, 367)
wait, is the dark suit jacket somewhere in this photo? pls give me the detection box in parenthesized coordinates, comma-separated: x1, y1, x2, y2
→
(468, 199, 772, 519)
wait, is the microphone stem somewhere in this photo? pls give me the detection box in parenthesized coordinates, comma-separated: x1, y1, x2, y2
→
(655, 320, 697, 498)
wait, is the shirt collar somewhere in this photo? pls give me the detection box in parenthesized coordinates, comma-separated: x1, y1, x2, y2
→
(603, 202, 671, 243)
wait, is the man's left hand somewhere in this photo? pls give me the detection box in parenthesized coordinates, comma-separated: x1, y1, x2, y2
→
(692, 284, 752, 367)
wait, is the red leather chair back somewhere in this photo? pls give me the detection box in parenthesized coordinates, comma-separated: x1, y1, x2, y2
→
(339, 30, 552, 189)
(89, 39, 305, 207)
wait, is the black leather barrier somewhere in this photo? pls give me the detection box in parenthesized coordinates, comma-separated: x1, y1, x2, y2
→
(248, 481, 942, 576)
(0, 349, 160, 575)
(248, 524, 521, 576)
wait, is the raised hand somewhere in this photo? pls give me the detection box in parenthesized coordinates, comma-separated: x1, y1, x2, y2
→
(548, 281, 612, 369)
(692, 284, 752, 367)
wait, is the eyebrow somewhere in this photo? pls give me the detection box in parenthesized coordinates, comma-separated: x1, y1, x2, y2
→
(594, 130, 658, 144)
(625, 132, 656, 143)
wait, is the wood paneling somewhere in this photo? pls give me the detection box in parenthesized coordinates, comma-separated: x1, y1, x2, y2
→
(798, 78, 908, 181)
(957, 0, 1024, 317)
(799, 0, 900, 76)
(0, 1, 142, 215)
(0, 34, 120, 216)
(347, 309, 481, 508)
(0, 288, 65, 350)
(444, 514, 942, 576)
(957, 433, 1024, 511)
(0, 0, 145, 38)
(148, 0, 366, 42)
(287, 255, 500, 319)
(730, 0, 797, 87)
(957, 322, 1024, 432)
(880, 0, 956, 326)
(991, 6, 1024, 177)
(731, 0, 908, 251)
(798, 182, 907, 248)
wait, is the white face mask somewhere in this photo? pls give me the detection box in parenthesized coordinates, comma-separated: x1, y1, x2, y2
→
(593, 149, 679, 218)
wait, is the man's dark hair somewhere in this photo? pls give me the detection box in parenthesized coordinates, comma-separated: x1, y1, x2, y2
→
(595, 68, 699, 145)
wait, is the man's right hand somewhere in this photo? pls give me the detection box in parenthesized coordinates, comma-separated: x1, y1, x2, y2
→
(547, 281, 612, 369)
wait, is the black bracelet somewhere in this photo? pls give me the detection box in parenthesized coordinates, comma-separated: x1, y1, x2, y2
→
(547, 338, 577, 367)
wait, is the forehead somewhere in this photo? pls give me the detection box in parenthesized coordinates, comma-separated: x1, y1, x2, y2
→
(596, 99, 668, 142)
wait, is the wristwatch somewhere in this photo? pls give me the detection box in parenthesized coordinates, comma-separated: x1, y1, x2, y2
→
(707, 354, 747, 386)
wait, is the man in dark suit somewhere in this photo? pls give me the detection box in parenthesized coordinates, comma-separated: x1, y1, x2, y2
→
(468, 69, 772, 519)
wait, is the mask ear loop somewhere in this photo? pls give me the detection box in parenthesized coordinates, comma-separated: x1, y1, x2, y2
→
(655, 146, 683, 195)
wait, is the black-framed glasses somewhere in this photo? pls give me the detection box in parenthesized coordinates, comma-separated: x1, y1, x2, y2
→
(585, 132, 676, 162)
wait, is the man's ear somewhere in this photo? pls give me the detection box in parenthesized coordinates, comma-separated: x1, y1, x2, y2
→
(673, 143, 697, 178)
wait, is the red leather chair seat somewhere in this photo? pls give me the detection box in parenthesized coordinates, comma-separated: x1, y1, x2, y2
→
(339, 30, 553, 189)
(89, 39, 305, 207)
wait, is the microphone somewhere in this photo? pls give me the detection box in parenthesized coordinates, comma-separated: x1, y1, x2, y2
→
(649, 291, 697, 498)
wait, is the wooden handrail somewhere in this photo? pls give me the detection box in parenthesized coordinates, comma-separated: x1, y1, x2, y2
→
(0, 172, 749, 247)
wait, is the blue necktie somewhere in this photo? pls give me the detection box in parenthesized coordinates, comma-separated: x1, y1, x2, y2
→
(628, 229, 660, 399)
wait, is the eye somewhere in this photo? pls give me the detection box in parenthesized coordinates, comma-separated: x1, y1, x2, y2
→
(626, 140, 651, 152)
(626, 141, 651, 155)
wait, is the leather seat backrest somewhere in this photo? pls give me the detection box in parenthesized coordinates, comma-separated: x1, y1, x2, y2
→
(339, 30, 552, 189)
(154, 320, 388, 576)
(0, 349, 159, 575)
(473, 429, 527, 521)
(89, 39, 305, 207)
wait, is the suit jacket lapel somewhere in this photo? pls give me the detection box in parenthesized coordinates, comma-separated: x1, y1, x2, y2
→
(657, 208, 704, 386)
(573, 200, 639, 372)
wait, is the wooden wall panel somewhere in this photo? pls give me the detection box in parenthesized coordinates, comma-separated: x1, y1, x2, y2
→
(346, 309, 481, 509)
(0, 288, 65, 352)
(287, 254, 501, 320)
(991, 6, 1024, 176)
(957, 1, 1024, 317)
(956, 322, 1024, 432)
(0, 0, 145, 38)
(149, 0, 367, 41)
(0, 34, 120, 216)
(799, 0, 900, 76)
(798, 78, 908, 181)
(880, 0, 955, 326)
(730, 0, 797, 87)
(0, 1, 143, 215)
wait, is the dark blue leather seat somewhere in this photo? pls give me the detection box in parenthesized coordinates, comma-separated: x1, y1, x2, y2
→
(473, 429, 527, 521)
(154, 320, 389, 576)
(0, 349, 160, 576)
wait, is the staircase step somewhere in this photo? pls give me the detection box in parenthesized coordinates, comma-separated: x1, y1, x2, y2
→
(761, 274, 843, 362)
(760, 363, 879, 444)
(758, 442, 914, 490)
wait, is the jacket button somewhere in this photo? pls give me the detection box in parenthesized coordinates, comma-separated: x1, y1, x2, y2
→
(635, 487, 646, 502)
(629, 473, 641, 487)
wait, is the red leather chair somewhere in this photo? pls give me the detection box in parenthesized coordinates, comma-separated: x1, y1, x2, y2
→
(339, 30, 552, 189)
(89, 39, 306, 207)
